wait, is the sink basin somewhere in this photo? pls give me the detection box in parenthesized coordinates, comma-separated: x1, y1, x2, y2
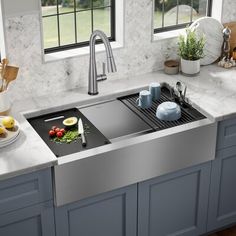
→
(27, 84, 207, 158)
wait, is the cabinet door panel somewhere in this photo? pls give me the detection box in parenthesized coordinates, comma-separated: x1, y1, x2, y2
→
(55, 184, 137, 236)
(138, 163, 211, 236)
(0, 201, 55, 236)
(0, 168, 53, 215)
(217, 118, 236, 150)
(208, 147, 236, 231)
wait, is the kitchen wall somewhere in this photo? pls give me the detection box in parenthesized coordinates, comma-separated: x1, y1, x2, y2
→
(222, 0, 236, 23)
(1, 0, 235, 101)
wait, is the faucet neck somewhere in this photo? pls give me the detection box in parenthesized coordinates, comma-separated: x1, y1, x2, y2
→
(88, 30, 117, 95)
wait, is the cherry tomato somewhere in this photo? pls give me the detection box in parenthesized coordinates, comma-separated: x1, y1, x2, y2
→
(55, 128, 60, 133)
(49, 130, 55, 137)
(60, 128, 65, 134)
(56, 131, 63, 138)
(51, 126, 57, 131)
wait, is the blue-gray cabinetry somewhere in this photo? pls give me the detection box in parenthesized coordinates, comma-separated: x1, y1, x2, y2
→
(0, 169, 55, 236)
(207, 117, 236, 232)
(55, 184, 137, 236)
(138, 162, 211, 236)
(0, 201, 55, 236)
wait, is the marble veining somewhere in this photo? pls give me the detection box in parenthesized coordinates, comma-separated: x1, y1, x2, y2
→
(3, 0, 236, 102)
(222, 0, 236, 24)
(4, 0, 177, 102)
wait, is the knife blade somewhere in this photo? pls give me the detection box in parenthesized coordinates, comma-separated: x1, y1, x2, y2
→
(78, 118, 87, 147)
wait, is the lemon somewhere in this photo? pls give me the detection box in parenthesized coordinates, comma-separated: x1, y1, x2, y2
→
(0, 126, 5, 135)
(63, 117, 78, 127)
(2, 116, 15, 129)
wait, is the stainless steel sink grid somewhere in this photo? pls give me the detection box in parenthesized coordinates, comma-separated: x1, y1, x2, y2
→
(119, 86, 206, 131)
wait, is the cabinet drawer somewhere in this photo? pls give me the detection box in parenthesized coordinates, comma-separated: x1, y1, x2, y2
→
(217, 118, 236, 150)
(0, 169, 53, 215)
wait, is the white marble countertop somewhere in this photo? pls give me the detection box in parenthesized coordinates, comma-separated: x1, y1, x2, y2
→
(0, 64, 236, 181)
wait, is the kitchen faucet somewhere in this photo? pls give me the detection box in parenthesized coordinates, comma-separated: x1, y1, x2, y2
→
(88, 30, 117, 95)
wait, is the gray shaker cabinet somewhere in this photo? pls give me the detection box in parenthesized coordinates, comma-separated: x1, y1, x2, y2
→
(207, 117, 236, 232)
(0, 201, 55, 236)
(55, 184, 137, 236)
(207, 146, 236, 231)
(138, 162, 211, 236)
(0, 169, 55, 236)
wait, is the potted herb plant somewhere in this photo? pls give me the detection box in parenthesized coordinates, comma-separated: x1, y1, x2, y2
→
(178, 28, 205, 76)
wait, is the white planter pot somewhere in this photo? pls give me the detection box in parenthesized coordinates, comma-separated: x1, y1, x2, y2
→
(181, 58, 200, 76)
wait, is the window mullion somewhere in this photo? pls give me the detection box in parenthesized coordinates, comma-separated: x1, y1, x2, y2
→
(91, 0, 94, 33)
(56, 0, 61, 46)
(207, 0, 212, 16)
(162, 0, 165, 28)
(74, 0, 78, 43)
(190, 0, 193, 22)
(176, 0, 179, 25)
(111, 0, 116, 40)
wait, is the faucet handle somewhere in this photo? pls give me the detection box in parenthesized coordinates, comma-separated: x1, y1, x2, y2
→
(102, 62, 106, 75)
(97, 62, 107, 81)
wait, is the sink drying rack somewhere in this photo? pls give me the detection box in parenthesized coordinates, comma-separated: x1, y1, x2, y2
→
(119, 87, 206, 131)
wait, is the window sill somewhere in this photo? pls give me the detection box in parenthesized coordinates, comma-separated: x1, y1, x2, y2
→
(43, 41, 123, 63)
(152, 28, 185, 42)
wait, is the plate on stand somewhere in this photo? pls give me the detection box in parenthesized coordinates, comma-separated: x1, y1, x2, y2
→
(0, 116, 20, 148)
(190, 17, 224, 65)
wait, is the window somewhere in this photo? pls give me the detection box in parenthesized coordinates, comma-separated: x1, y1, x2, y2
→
(154, 0, 212, 33)
(41, 0, 115, 54)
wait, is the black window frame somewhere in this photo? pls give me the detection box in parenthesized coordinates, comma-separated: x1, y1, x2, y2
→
(154, 0, 213, 34)
(42, 0, 116, 54)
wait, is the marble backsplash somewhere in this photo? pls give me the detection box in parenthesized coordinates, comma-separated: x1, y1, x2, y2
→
(3, 0, 178, 102)
(222, 0, 236, 23)
(3, 0, 235, 102)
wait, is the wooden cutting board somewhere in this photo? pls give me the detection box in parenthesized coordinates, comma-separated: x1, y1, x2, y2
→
(223, 22, 236, 55)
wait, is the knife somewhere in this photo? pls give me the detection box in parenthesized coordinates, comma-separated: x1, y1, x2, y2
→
(78, 118, 87, 147)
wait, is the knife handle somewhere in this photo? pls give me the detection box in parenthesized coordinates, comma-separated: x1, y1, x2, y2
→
(81, 133, 87, 147)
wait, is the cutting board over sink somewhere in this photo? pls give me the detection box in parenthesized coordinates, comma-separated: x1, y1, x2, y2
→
(28, 108, 110, 158)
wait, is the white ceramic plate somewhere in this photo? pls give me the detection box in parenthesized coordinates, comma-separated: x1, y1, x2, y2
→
(0, 116, 20, 147)
(190, 17, 224, 65)
(0, 132, 20, 148)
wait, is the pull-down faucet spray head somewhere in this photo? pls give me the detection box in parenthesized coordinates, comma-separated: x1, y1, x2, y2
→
(88, 30, 117, 95)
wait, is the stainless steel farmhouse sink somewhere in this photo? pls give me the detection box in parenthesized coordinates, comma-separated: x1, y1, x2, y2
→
(26, 84, 217, 206)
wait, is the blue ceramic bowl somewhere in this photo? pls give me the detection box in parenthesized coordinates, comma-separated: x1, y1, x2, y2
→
(156, 102, 181, 121)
